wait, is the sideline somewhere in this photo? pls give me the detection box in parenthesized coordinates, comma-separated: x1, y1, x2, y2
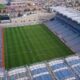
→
(2, 28, 5, 68)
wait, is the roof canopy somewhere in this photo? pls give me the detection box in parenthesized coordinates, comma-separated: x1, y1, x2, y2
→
(51, 6, 80, 24)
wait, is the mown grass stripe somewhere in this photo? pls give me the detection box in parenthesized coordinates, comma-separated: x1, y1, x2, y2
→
(4, 24, 74, 69)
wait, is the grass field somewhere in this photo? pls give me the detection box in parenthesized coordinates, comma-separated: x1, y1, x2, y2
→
(4, 24, 74, 69)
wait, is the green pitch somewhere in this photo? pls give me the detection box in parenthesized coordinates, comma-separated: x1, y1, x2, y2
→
(4, 24, 74, 69)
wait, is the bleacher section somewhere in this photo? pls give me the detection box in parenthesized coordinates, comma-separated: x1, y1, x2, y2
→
(29, 63, 53, 80)
(65, 56, 80, 78)
(8, 66, 30, 80)
(0, 55, 80, 80)
(45, 7, 80, 54)
(0, 69, 5, 80)
(48, 59, 78, 80)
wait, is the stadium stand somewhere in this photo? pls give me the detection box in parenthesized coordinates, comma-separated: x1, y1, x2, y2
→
(0, 55, 80, 79)
(48, 59, 79, 80)
(8, 66, 30, 80)
(29, 63, 53, 80)
(0, 69, 5, 80)
(65, 55, 80, 78)
(45, 6, 80, 54)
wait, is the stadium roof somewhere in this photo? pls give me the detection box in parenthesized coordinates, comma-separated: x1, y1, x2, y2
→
(51, 6, 80, 24)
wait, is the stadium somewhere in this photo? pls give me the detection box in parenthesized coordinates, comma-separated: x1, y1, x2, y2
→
(0, 0, 80, 80)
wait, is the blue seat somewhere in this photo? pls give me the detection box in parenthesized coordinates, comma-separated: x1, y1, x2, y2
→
(30, 64, 53, 80)
(49, 59, 78, 80)
(66, 56, 80, 78)
(31, 68, 48, 75)
(33, 74, 52, 80)
(55, 69, 75, 80)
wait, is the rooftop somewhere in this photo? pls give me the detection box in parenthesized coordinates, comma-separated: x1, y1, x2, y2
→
(51, 6, 80, 24)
